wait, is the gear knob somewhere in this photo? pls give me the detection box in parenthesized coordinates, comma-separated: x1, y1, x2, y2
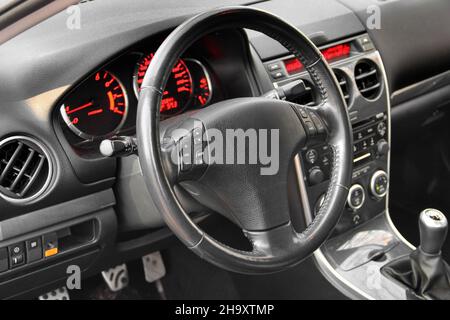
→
(419, 209, 448, 255)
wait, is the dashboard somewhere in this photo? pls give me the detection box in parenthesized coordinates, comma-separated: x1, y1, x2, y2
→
(0, 0, 450, 299)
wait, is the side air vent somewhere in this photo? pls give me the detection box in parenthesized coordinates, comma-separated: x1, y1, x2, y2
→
(0, 136, 52, 201)
(289, 80, 317, 106)
(354, 60, 381, 100)
(333, 69, 351, 107)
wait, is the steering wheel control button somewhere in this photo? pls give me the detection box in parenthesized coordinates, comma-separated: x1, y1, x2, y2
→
(26, 237, 43, 263)
(347, 184, 365, 211)
(8, 242, 25, 268)
(370, 170, 389, 199)
(309, 168, 325, 186)
(305, 149, 318, 164)
(43, 233, 59, 258)
(309, 112, 326, 135)
(179, 135, 193, 172)
(0, 248, 8, 272)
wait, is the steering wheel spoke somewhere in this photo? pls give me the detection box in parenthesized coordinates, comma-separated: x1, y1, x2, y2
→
(244, 222, 298, 257)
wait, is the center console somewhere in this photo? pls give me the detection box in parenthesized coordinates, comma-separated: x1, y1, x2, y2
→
(264, 34, 390, 235)
(263, 34, 415, 299)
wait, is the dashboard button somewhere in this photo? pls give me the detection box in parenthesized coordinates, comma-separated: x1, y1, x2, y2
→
(26, 237, 43, 263)
(10, 254, 24, 268)
(43, 233, 59, 258)
(0, 248, 8, 272)
(370, 170, 389, 199)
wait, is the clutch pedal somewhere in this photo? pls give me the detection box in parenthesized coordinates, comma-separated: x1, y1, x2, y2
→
(101, 263, 129, 292)
(38, 287, 70, 300)
(142, 251, 167, 300)
(142, 251, 166, 283)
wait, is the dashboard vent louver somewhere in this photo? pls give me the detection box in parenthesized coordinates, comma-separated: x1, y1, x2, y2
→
(333, 69, 351, 107)
(0, 137, 51, 201)
(289, 79, 317, 106)
(354, 60, 381, 99)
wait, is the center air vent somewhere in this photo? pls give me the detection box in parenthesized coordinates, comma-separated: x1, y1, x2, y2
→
(354, 60, 381, 100)
(333, 69, 351, 107)
(0, 136, 52, 201)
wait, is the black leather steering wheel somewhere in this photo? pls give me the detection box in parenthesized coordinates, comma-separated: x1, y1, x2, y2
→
(136, 6, 353, 274)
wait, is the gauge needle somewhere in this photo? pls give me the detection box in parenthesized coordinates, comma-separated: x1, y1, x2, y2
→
(66, 101, 93, 114)
(87, 109, 103, 116)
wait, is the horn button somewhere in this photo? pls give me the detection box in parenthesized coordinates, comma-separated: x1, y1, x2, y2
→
(164, 97, 327, 231)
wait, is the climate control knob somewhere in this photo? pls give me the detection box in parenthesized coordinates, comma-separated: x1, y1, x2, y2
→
(370, 170, 389, 199)
(347, 184, 365, 211)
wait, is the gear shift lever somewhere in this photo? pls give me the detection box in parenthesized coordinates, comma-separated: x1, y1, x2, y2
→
(382, 208, 450, 300)
(419, 209, 448, 255)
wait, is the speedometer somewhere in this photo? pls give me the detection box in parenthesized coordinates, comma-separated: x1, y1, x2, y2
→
(60, 71, 128, 140)
(134, 53, 193, 116)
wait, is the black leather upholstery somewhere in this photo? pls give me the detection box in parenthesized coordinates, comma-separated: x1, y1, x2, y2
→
(382, 248, 450, 300)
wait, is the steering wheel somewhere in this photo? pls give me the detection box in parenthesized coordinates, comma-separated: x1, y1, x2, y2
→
(136, 6, 352, 274)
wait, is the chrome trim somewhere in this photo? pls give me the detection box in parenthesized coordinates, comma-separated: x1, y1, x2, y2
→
(294, 154, 312, 224)
(0, 135, 54, 204)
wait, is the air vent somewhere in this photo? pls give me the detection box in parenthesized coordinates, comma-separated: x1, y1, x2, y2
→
(0, 136, 52, 201)
(333, 69, 351, 107)
(289, 80, 317, 106)
(354, 60, 381, 100)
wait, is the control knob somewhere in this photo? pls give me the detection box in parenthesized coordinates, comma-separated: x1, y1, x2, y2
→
(347, 184, 365, 211)
(370, 170, 389, 199)
(376, 139, 389, 156)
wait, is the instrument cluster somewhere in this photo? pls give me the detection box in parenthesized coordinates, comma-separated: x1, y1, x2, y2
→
(58, 47, 215, 149)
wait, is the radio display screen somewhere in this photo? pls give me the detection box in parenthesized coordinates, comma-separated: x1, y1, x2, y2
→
(283, 43, 351, 75)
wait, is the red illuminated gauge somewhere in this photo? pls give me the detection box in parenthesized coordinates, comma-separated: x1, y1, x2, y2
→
(60, 71, 128, 140)
(134, 53, 193, 116)
(185, 59, 213, 107)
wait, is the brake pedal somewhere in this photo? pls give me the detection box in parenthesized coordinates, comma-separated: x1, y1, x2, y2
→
(101, 263, 129, 292)
(38, 287, 70, 300)
(142, 251, 166, 283)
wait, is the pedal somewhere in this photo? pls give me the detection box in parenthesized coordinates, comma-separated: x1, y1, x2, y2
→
(38, 287, 70, 300)
(101, 263, 129, 292)
(142, 251, 166, 283)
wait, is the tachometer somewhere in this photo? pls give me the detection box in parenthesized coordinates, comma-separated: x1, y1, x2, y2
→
(60, 71, 128, 140)
(134, 53, 193, 116)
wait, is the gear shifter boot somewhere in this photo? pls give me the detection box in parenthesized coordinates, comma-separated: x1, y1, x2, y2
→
(382, 209, 450, 300)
